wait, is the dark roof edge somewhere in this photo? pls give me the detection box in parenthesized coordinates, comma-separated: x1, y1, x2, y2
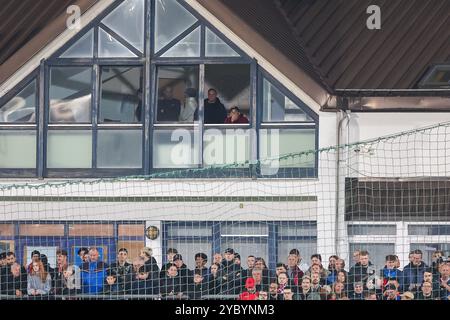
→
(273, 0, 333, 93)
(0, 0, 98, 85)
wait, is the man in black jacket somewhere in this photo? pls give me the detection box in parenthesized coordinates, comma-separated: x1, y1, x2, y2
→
(194, 88, 227, 124)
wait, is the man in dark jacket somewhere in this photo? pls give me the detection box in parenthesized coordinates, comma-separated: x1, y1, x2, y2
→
(173, 254, 193, 292)
(348, 250, 376, 293)
(1, 262, 27, 297)
(221, 248, 243, 295)
(109, 248, 133, 294)
(194, 88, 227, 124)
(187, 270, 209, 300)
(157, 86, 181, 122)
(403, 249, 428, 294)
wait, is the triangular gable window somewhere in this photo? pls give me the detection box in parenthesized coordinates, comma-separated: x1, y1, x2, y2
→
(99, 28, 138, 58)
(154, 0, 198, 53)
(205, 27, 239, 57)
(161, 26, 201, 58)
(102, 0, 145, 53)
(60, 29, 94, 58)
(262, 77, 314, 122)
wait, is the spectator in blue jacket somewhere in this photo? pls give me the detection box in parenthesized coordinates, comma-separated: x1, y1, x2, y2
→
(80, 247, 108, 294)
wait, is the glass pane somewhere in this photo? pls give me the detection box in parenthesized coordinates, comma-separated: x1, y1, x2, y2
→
(203, 128, 250, 166)
(0, 80, 36, 123)
(60, 29, 94, 58)
(0, 131, 36, 168)
(161, 26, 200, 57)
(263, 78, 313, 122)
(410, 243, 450, 266)
(221, 222, 268, 236)
(259, 129, 315, 173)
(220, 238, 268, 266)
(156, 66, 199, 123)
(102, 0, 145, 52)
(97, 130, 142, 168)
(278, 240, 317, 265)
(278, 222, 317, 237)
(155, 0, 197, 53)
(153, 129, 199, 168)
(204, 64, 251, 123)
(166, 239, 211, 270)
(348, 224, 397, 236)
(408, 225, 450, 235)
(47, 130, 92, 168)
(99, 28, 137, 58)
(49, 67, 92, 123)
(99, 67, 143, 123)
(349, 243, 395, 270)
(205, 27, 239, 57)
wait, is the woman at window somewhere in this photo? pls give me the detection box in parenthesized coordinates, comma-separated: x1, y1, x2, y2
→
(27, 260, 52, 296)
(224, 106, 249, 124)
(179, 87, 198, 122)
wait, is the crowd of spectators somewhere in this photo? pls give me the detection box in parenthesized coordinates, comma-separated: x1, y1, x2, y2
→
(0, 246, 449, 300)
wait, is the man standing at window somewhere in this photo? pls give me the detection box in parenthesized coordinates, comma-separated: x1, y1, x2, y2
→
(157, 86, 181, 122)
(195, 88, 227, 124)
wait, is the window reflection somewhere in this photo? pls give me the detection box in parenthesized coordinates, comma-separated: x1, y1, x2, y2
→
(0, 81, 36, 123)
(100, 67, 143, 123)
(49, 67, 92, 123)
(156, 66, 199, 123)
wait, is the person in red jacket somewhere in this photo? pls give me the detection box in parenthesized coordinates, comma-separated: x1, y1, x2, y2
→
(224, 106, 249, 124)
(239, 277, 259, 300)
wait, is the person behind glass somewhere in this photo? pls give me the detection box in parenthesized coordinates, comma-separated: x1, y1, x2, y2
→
(194, 88, 227, 124)
(179, 87, 198, 122)
(27, 259, 52, 297)
(157, 86, 181, 122)
(130, 264, 157, 297)
(224, 106, 249, 124)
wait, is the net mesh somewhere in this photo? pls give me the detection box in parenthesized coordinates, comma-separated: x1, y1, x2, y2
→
(0, 122, 450, 300)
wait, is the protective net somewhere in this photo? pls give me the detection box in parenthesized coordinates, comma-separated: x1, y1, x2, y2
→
(0, 122, 450, 301)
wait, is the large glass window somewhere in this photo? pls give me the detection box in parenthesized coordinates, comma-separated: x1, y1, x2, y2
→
(263, 78, 313, 122)
(49, 67, 92, 123)
(204, 64, 251, 123)
(156, 66, 199, 123)
(1, 0, 318, 178)
(99, 67, 143, 123)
